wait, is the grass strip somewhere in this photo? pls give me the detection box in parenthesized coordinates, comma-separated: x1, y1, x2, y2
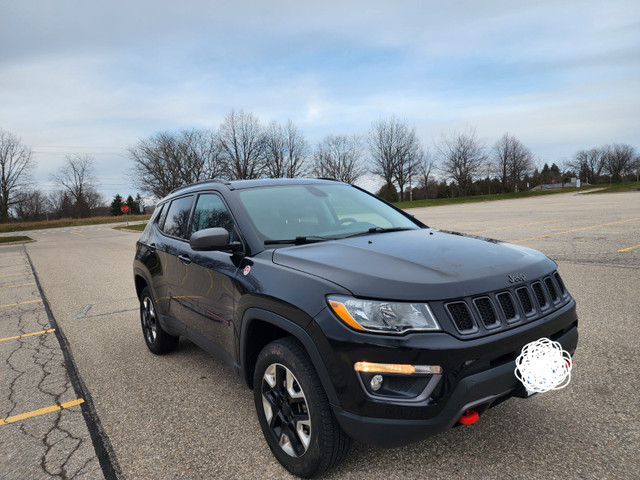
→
(583, 181, 640, 194)
(0, 215, 148, 234)
(114, 224, 146, 232)
(0, 235, 33, 244)
(395, 186, 600, 209)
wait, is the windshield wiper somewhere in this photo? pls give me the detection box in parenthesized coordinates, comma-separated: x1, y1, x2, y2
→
(342, 227, 416, 239)
(264, 236, 336, 245)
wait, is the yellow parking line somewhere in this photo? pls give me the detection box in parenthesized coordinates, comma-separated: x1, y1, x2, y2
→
(513, 217, 640, 243)
(0, 329, 55, 343)
(0, 399, 84, 426)
(619, 244, 640, 253)
(0, 282, 36, 290)
(69, 231, 84, 237)
(0, 299, 42, 308)
(471, 219, 561, 234)
(0, 272, 32, 278)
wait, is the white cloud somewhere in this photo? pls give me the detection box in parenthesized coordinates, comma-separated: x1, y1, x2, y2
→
(0, 0, 638, 199)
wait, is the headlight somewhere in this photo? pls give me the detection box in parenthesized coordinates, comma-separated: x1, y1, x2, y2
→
(327, 295, 440, 334)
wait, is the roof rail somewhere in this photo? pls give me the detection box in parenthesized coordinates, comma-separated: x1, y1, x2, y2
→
(169, 178, 230, 195)
(315, 177, 341, 182)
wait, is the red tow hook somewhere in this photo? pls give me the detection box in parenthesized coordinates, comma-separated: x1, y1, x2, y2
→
(458, 409, 479, 425)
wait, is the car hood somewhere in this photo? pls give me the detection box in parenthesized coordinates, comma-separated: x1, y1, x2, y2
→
(271, 228, 556, 300)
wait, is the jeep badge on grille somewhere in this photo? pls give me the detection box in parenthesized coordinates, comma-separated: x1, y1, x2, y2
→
(508, 273, 526, 283)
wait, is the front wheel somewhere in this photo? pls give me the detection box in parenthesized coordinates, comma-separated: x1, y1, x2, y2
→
(253, 337, 351, 478)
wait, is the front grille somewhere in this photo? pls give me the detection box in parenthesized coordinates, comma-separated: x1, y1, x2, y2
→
(532, 282, 548, 309)
(446, 302, 476, 333)
(516, 287, 535, 315)
(474, 297, 500, 328)
(497, 292, 518, 323)
(545, 277, 558, 302)
(437, 270, 571, 339)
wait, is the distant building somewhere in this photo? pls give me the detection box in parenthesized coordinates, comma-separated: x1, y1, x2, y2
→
(531, 178, 588, 190)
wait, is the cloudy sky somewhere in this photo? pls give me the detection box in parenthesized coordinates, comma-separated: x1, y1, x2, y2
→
(1, 0, 639, 199)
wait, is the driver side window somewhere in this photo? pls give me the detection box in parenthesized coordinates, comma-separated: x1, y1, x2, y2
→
(190, 193, 235, 240)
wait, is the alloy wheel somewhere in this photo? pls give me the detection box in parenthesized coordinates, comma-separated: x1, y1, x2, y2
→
(141, 296, 157, 344)
(261, 363, 311, 457)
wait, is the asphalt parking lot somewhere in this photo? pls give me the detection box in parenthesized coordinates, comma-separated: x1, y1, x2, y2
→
(1, 191, 639, 479)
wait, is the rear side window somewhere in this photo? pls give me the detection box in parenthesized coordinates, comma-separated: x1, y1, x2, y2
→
(154, 203, 167, 226)
(161, 196, 194, 239)
(190, 193, 235, 238)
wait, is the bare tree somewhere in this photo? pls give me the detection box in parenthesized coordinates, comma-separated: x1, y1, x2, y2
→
(48, 190, 74, 219)
(263, 120, 310, 178)
(84, 188, 104, 212)
(180, 129, 226, 181)
(367, 117, 422, 201)
(14, 189, 48, 221)
(633, 154, 640, 182)
(417, 149, 435, 190)
(368, 117, 401, 192)
(219, 110, 265, 180)
(393, 142, 420, 202)
(603, 143, 636, 182)
(492, 133, 533, 192)
(129, 132, 184, 198)
(129, 129, 225, 199)
(437, 128, 487, 196)
(0, 129, 34, 222)
(52, 154, 99, 218)
(568, 148, 605, 185)
(313, 135, 367, 184)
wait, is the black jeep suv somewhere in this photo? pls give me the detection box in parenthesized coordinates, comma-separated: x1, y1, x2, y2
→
(133, 178, 578, 478)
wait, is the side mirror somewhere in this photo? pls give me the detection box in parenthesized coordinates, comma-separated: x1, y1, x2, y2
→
(190, 228, 237, 251)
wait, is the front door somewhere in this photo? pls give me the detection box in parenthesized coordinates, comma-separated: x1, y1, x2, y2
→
(180, 192, 240, 361)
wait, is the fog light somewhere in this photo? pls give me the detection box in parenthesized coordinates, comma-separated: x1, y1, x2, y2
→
(370, 374, 383, 391)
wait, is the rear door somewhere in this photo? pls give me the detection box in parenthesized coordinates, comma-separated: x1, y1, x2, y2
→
(153, 194, 195, 329)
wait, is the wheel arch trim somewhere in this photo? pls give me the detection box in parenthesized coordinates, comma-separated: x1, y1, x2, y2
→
(240, 308, 341, 407)
(133, 268, 151, 298)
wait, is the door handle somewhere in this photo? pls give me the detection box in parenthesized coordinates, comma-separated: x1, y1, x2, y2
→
(178, 254, 191, 265)
(148, 243, 157, 252)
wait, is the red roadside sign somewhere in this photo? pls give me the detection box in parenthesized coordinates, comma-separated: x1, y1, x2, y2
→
(121, 205, 129, 213)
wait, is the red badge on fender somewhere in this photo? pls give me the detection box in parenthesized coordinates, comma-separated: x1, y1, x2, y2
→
(243, 265, 251, 276)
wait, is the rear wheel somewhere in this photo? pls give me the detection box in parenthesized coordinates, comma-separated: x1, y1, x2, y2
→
(139, 287, 179, 354)
(253, 337, 351, 478)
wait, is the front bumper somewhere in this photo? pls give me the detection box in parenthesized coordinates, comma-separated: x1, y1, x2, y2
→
(309, 300, 578, 447)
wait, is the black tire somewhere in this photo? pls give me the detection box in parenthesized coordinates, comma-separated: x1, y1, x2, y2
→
(253, 337, 351, 478)
(139, 287, 179, 355)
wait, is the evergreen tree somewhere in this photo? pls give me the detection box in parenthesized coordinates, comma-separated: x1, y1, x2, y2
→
(125, 195, 135, 214)
(376, 183, 399, 202)
(110, 194, 124, 216)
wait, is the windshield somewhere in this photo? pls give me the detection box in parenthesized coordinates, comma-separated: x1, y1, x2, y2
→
(237, 184, 420, 243)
